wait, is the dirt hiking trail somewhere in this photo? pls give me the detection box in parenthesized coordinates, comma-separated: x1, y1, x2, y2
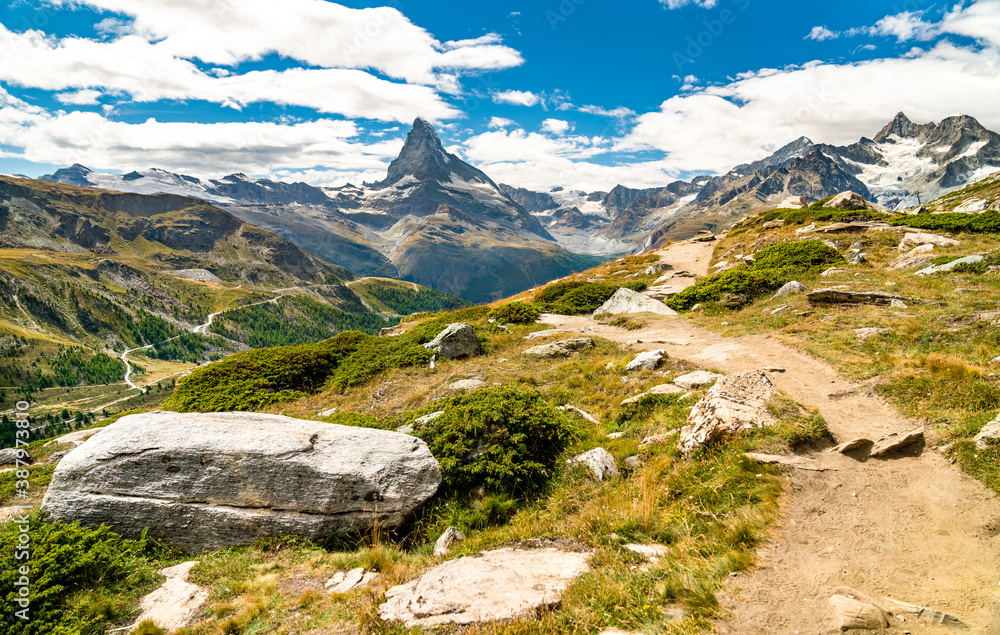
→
(541, 239, 1000, 634)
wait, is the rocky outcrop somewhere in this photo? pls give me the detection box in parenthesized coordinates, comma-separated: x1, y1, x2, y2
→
(522, 337, 594, 358)
(40, 412, 441, 552)
(870, 427, 924, 457)
(379, 548, 590, 627)
(594, 288, 677, 317)
(916, 255, 984, 275)
(772, 280, 807, 299)
(827, 191, 871, 210)
(678, 370, 778, 454)
(423, 323, 483, 360)
(807, 289, 914, 306)
(567, 448, 618, 481)
(131, 561, 208, 632)
(898, 231, 960, 251)
(672, 371, 723, 390)
(0, 448, 27, 466)
(625, 349, 667, 372)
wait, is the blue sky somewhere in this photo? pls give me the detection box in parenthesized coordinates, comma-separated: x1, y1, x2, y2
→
(1, 0, 999, 191)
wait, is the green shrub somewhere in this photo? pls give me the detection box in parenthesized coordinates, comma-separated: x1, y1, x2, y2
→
(757, 207, 891, 226)
(0, 517, 169, 635)
(889, 211, 1000, 234)
(413, 386, 579, 496)
(488, 302, 541, 325)
(534, 281, 622, 315)
(321, 412, 394, 430)
(668, 240, 842, 311)
(132, 620, 166, 635)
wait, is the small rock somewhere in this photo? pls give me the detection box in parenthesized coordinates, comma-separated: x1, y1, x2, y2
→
(132, 561, 208, 632)
(830, 594, 890, 630)
(447, 379, 487, 392)
(594, 288, 678, 318)
(625, 350, 667, 372)
(890, 299, 907, 308)
(44, 429, 101, 447)
(317, 407, 337, 418)
(777, 196, 808, 209)
(607, 432, 626, 439)
(820, 267, 849, 277)
(761, 219, 787, 229)
(568, 448, 618, 481)
(624, 456, 643, 469)
(415, 411, 445, 426)
(433, 526, 465, 557)
(898, 232, 960, 252)
(910, 243, 935, 254)
(644, 262, 674, 275)
(648, 383, 686, 395)
(558, 405, 602, 425)
(827, 190, 871, 210)
(989, 356, 1000, 365)
(870, 427, 925, 458)
(395, 424, 414, 435)
(423, 323, 483, 360)
(524, 329, 567, 340)
(846, 252, 867, 265)
(916, 255, 985, 276)
(673, 371, 723, 390)
(678, 370, 778, 454)
(772, 280, 807, 299)
(328, 567, 373, 594)
(795, 223, 817, 234)
(830, 438, 873, 454)
(854, 327, 892, 340)
(522, 338, 594, 359)
(0, 448, 28, 467)
(886, 252, 936, 271)
(639, 431, 679, 448)
(625, 543, 670, 562)
(974, 418, 1000, 449)
(720, 293, 747, 308)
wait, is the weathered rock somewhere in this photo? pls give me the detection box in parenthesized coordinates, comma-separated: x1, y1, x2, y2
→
(423, 323, 483, 360)
(845, 252, 867, 265)
(40, 412, 442, 552)
(131, 561, 208, 632)
(720, 293, 747, 308)
(379, 548, 590, 627)
(594, 288, 678, 318)
(916, 255, 985, 275)
(854, 327, 892, 340)
(870, 427, 924, 458)
(777, 196, 808, 209)
(447, 378, 486, 391)
(830, 438, 873, 454)
(625, 349, 667, 372)
(524, 328, 568, 340)
(772, 280, 807, 299)
(693, 233, 716, 242)
(673, 371, 723, 390)
(327, 567, 379, 594)
(318, 407, 337, 418)
(814, 222, 873, 234)
(624, 456, 643, 469)
(744, 453, 835, 472)
(522, 337, 594, 359)
(827, 190, 871, 210)
(678, 370, 778, 454)
(44, 428, 101, 447)
(625, 543, 669, 563)
(0, 448, 28, 466)
(415, 411, 444, 426)
(886, 252, 936, 271)
(433, 526, 466, 557)
(568, 448, 618, 481)
(898, 231, 960, 251)
(640, 431, 680, 448)
(644, 262, 674, 275)
(558, 404, 601, 425)
(641, 284, 684, 301)
(974, 418, 1000, 449)
(807, 289, 913, 306)
(829, 593, 890, 630)
(621, 382, 686, 406)
(820, 267, 849, 277)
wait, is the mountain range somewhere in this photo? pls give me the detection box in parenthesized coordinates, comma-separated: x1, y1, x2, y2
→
(37, 113, 1000, 297)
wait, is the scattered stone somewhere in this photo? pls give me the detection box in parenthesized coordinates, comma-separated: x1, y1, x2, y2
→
(568, 448, 618, 481)
(649, 383, 686, 395)
(415, 411, 445, 426)
(678, 371, 778, 455)
(807, 289, 914, 306)
(974, 417, 1000, 449)
(639, 431, 680, 448)
(890, 299, 908, 309)
(854, 327, 892, 340)
(761, 366, 786, 373)
(378, 548, 590, 627)
(916, 255, 985, 275)
(673, 371, 724, 390)
(870, 427, 925, 458)
(422, 323, 483, 360)
(0, 448, 27, 467)
(624, 456, 643, 470)
(558, 405, 602, 426)
(447, 379, 486, 392)
(769, 305, 790, 315)
(830, 438, 873, 454)
(523, 338, 594, 359)
(644, 262, 674, 275)
(327, 567, 380, 594)
(761, 219, 786, 229)
(40, 412, 442, 552)
(772, 280, 807, 299)
(693, 233, 716, 242)
(744, 453, 835, 472)
(131, 561, 208, 633)
(674, 270, 697, 278)
(827, 191, 871, 210)
(642, 284, 684, 301)
(990, 356, 1000, 365)
(898, 232, 960, 251)
(607, 432, 626, 439)
(795, 223, 817, 234)
(820, 267, 849, 277)
(886, 252, 936, 271)
(911, 243, 935, 254)
(720, 293, 747, 308)
(830, 593, 890, 630)
(594, 288, 678, 318)
(525, 329, 568, 340)
(777, 196, 808, 209)
(433, 526, 465, 557)
(653, 272, 675, 284)
(625, 543, 669, 563)
(846, 252, 867, 265)
(317, 407, 337, 418)
(625, 349, 667, 372)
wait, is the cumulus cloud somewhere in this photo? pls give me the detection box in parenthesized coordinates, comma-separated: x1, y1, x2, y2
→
(540, 119, 571, 135)
(806, 26, 839, 41)
(491, 89, 540, 107)
(869, 12, 939, 42)
(487, 117, 517, 129)
(54, 89, 104, 105)
(578, 105, 637, 121)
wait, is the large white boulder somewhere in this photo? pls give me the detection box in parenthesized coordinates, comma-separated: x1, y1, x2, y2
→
(827, 191, 871, 210)
(594, 288, 677, 317)
(678, 370, 778, 454)
(423, 323, 483, 359)
(41, 412, 441, 552)
(379, 548, 590, 627)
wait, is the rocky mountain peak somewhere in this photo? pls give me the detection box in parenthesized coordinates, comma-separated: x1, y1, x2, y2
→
(873, 111, 930, 143)
(383, 117, 460, 186)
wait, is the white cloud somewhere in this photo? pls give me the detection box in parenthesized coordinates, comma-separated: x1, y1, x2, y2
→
(487, 117, 516, 129)
(492, 89, 540, 107)
(940, 0, 1000, 48)
(54, 89, 104, 105)
(620, 37, 1000, 175)
(659, 0, 718, 9)
(806, 26, 839, 41)
(869, 12, 939, 42)
(540, 119, 571, 135)
(578, 105, 637, 120)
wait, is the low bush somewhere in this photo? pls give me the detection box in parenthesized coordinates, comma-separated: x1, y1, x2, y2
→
(757, 207, 891, 226)
(488, 301, 541, 325)
(412, 386, 579, 496)
(889, 211, 1000, 234)
(534, 281, 648, 315)
(669, 240, 842, 311)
